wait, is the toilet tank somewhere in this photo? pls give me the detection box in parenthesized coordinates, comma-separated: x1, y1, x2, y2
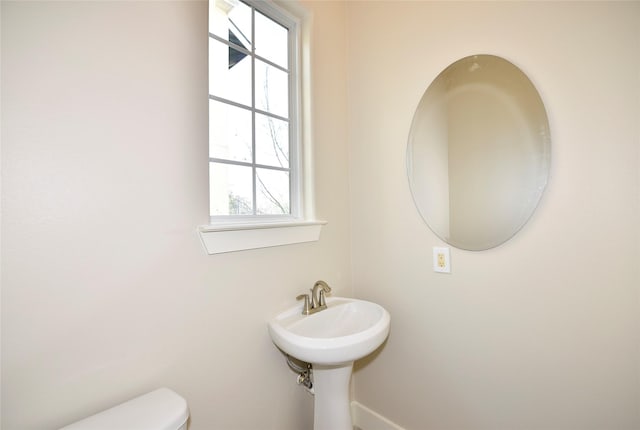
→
(59, 388, 189, 430)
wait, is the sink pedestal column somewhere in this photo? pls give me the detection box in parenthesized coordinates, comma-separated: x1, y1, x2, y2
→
(312, 362, 354, 430)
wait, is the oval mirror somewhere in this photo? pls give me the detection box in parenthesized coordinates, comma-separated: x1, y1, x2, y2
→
(407, 54, 551, 251)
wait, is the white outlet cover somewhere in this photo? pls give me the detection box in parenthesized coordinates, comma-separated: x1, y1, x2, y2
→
(433, 247, 451, 273)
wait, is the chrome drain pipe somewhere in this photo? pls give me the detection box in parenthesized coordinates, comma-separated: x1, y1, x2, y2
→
(286, 355, 314, 395)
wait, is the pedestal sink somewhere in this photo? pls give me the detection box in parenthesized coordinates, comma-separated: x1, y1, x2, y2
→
(268, 297, 390, 430)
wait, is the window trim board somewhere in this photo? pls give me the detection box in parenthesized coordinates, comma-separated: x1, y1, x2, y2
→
(198, 220, 326, 254)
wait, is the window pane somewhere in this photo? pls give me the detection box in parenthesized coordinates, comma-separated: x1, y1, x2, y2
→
(209, 38, 251, 107)
(210, 162, 253, 216)
(209, 100, 252, 163)
(209, 0, 252, 49)
(256, 168, 290, 215)
(256, 113, 289, 168)
(255, 11, 288, 69)
(255, 59, 289, 118)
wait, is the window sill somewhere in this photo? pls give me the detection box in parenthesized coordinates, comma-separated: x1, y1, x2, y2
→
(198, 220, 327, 254)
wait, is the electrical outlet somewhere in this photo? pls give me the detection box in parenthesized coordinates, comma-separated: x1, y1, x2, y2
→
(433, 247, 451, 273)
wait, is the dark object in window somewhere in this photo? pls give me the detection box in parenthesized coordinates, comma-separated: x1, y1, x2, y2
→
(228, 30, 247, 69)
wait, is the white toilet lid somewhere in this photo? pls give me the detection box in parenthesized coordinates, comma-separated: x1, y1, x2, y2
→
(60, 388, 189, 430)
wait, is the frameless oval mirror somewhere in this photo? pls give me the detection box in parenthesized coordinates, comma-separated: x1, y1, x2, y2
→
(407, 55, 551, 250)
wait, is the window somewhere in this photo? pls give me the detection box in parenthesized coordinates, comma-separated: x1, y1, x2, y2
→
(201, 0, 324, 254)
(209, 0, 299, 222)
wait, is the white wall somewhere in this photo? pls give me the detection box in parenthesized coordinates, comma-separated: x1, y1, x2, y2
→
(4, 1, 640, 429)
(347, 2, 640, 429)
(0, 1, 349, 429)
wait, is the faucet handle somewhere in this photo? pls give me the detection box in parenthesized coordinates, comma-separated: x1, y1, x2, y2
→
(296, 294, 311, 315)
(318, 290, 328, 307)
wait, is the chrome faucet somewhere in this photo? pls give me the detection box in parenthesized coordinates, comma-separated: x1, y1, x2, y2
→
(297, 280, 332, 315)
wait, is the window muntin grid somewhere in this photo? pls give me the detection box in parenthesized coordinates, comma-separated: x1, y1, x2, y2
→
(208, 0, 299, 221)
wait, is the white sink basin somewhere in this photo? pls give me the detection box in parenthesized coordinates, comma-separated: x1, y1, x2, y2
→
(268, 297, 390, 365)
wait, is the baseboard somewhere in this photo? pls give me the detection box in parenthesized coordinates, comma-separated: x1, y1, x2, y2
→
(351, 401, 406, 430)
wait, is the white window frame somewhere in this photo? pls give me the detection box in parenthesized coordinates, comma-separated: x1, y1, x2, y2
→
(199, 0, 325, 254)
